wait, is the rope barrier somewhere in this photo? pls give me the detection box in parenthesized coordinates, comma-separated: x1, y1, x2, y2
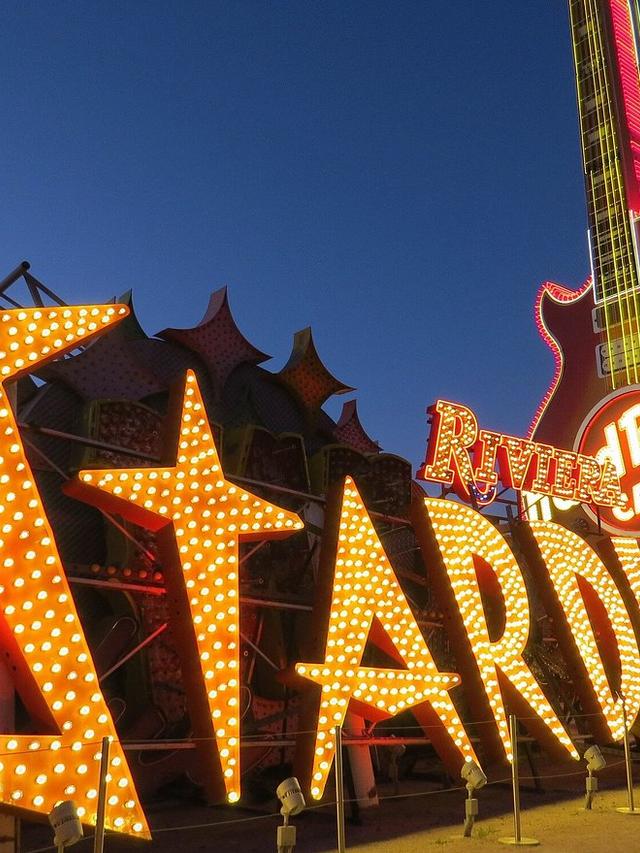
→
(153, 810, 282, 834)
(25, 839, 94, 853)
(12, 712, 640, 853)
(18, 757, 638, 851)
(22, 811, 286, 852)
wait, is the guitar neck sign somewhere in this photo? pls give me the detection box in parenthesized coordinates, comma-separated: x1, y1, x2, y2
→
(418, 399, 624, 508)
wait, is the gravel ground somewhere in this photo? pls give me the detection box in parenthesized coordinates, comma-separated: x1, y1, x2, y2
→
(20, 751, 640, 852)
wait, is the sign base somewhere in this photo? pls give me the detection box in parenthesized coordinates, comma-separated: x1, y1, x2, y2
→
(498, 838, 539, 846)
(616, 807, 640, 814)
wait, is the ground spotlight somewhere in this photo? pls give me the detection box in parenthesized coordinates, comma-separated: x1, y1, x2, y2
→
(48, 800, 83, 852)
(460, 758, 487, 837)
(584, 745, 606, 810)
(276, 777, 305, 853)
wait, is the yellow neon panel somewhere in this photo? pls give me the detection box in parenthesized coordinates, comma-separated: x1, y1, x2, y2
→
(71, 370, 303, 802)
(296, 477, 478, 800)
(0, 305, 148, 837)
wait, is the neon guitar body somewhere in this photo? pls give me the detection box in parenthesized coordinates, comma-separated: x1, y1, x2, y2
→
(529, 278, 640, 534)
(530, 280, 605, 449)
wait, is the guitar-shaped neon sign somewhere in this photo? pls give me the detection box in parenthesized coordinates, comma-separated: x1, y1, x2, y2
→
(529, 0, 640, 535)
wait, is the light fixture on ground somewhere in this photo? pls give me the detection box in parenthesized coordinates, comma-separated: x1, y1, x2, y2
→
(49, 800, 83, 852)
(276, 777, 305, 853)
(583, 745, 606, 810)
(460, 758, 487, 837)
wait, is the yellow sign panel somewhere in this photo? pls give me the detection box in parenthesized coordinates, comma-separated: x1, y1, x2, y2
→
(0, 305, 148, 838)
(295, 478, 477, 799)
(68, 370, 303, 804)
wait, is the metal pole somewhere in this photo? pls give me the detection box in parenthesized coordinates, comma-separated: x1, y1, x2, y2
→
(624, 699, 634, 812)
(616, 697, 640, 814)
(93, 736, 111, 853)
(510, 715, 522, 843)
(334, 725, 346, 853)
(463, 787, 478, 837)
(18, 422, 413, 527)
(0, 262, 29, 293)
(98, 623, 168, 682)
(499, 715, 538, 845)
(585, 769, 594, 810)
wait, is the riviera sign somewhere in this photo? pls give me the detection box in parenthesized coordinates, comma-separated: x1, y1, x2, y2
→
(418, 399, 624, 508)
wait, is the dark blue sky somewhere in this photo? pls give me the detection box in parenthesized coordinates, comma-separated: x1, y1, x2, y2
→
(2, 1, 588, 468)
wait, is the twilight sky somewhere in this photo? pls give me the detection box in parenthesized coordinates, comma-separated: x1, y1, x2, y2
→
(2, 1, 588, 469)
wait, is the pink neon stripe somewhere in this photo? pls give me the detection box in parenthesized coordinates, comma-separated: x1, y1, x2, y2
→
(608, 0, 640, 210)
(527, 277, 592, 440)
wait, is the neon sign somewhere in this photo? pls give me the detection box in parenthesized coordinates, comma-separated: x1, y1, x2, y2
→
(418, 399, 624, 508)
(294, 477, 478, 800)
(66, 370, 304, 804)
(411, 498, 578, 764)
(0, 304, 148, 838)
(7, 336, 640, 835)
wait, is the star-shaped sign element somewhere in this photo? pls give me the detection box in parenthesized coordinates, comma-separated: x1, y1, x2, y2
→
(67, 369, 304, 802)
(0, 303, 149, 837)
(295, 476, 478, 799)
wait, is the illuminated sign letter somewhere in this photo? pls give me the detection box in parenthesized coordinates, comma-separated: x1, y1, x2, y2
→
(472, 430, 501, 491)
(522, 522, 640, 740)
(602, 536, 640, 650)
(575, 452, 608, 503)
(530, 442, 556, 493)
(0, 305, 148, 836)
(66, 370, 303, 803)
(418, 400, 478, 499)
(550, 449, 579, 499)
(497, 435, 536, 491)
(295, 477, 477, 799)
(412, 498, 578, 764)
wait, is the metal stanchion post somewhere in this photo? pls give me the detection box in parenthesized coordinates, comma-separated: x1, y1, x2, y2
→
(616, 697, 640, 814)
(334, 725, 346, 853)
(93, 736, 111, 853)
(499, 715, 539, 846)
(463, 787, 478, 837)
(585, 768, 596, 810)
(276, 813, 297, 853)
